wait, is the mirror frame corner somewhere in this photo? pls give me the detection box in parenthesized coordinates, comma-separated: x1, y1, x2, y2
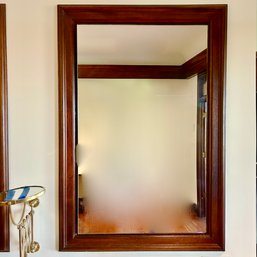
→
(0, 3, 9, 252)
(58, 4, 227, 252)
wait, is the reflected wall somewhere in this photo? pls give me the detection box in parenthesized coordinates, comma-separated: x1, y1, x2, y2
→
(77, 78, 203, 233)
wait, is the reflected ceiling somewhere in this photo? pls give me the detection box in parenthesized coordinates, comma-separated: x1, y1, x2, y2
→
(77, 25, 207, 65)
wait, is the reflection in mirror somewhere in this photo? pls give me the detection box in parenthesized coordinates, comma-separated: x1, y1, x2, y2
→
(76, 25, 207, 234)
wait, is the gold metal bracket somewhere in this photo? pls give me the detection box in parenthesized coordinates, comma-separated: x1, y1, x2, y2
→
(0, 186, 45, 257)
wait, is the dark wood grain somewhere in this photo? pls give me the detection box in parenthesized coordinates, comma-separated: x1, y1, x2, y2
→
(0, 4, 9, 252)
(78, 65, 183, 79)
(182, 49, 207, 78)
(58, 4, 227, 251)
(78, 49, 207, 79)
(77, 50, 207, 79)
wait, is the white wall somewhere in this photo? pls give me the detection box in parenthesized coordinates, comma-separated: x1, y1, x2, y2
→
(0, 0, 255, 257)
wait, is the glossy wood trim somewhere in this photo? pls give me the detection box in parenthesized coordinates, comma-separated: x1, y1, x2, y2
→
(0, 4, 9, 252)
(58, 4, 227, 251)
(78, 65, 183, 79)
(77, 50, 207, 79)
(255, 52, 257, 91)
(182, 49, 207, 78)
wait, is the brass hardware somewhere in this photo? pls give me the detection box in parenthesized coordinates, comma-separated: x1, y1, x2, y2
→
(29, 199, 40, 208)
(0, 186, 45, 206)
(0, 186, 45, 257)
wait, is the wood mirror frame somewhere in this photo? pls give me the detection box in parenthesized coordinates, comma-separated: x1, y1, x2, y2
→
(58, 5, 227, 251)
(0, 4, 9, 252)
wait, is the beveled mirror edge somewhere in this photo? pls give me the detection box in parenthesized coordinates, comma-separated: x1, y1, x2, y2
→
(0, 3, 9, 252)
(58, 4, 227, 251)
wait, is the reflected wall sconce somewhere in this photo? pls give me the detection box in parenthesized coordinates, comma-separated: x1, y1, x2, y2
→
(0, 186, 45, 257)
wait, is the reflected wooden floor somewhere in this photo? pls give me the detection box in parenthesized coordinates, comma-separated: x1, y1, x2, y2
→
(78, 208, 206, 234)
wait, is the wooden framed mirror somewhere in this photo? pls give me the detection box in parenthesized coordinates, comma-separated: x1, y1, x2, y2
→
(58, 5, 227, 251)
(0, 4, 9, 252)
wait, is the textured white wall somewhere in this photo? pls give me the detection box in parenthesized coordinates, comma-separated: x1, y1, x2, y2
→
(0, 0, 255, 256)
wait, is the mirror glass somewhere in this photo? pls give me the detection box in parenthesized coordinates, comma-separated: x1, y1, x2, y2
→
(77, 25, 207, 234)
